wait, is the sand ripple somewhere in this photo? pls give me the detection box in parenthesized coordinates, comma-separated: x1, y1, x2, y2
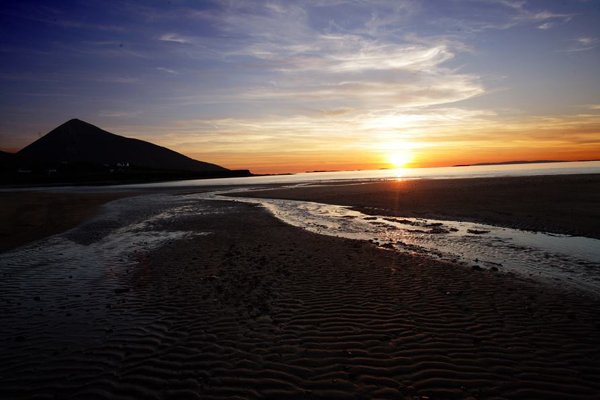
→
(1, 199, 600, 399)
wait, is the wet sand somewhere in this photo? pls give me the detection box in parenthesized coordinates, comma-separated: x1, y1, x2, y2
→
(234, 174, 600, 239)
(1, 175, 600, 398)
(2, 174, 598, 254)
(0, 191, 135, 252)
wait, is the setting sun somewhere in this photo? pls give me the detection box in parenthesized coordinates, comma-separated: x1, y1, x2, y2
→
(386, 149, 413, 169)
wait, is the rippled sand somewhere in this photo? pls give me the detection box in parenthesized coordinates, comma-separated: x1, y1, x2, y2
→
(2, 194, 600, 399)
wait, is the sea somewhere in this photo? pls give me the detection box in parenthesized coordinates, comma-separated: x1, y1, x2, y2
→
(118, 160, 600, 190)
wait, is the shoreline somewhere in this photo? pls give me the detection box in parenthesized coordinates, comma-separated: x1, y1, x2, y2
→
(232, 173, 600, 239)
(2, 173, 599, 253)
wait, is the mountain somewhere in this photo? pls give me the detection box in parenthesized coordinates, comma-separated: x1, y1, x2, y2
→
(0, 150, 15, 170)
(17, 119, 226, 173)
(0, 150, 14, 161)
(3, 119, 251, 184)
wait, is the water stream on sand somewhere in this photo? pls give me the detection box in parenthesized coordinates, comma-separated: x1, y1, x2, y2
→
(2, 188, 599, 299)
(0, 194, 215, 332)
(189, 190, 600, 296)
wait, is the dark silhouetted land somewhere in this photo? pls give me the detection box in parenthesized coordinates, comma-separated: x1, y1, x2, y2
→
(453, 159, 599, 167)
(1, 119, 251, 185)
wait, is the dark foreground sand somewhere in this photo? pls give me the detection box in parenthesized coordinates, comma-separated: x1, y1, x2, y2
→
(1, 192, 600, 399)
(0, 191, 134, 253)
(234, 174, 600, 239)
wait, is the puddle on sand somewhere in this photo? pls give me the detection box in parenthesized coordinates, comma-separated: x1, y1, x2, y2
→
(0, 194, 221, 333)
(1, 194, 212, 276)
(193, 191, 600, 296)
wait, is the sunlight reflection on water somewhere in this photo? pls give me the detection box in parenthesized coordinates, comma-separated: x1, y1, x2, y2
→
(110, 160, 600, 190)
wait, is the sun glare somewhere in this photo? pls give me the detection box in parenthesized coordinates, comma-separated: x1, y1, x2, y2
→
(386, 149, 413, 169)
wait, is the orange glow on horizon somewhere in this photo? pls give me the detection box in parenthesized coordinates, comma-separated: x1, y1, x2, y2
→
(195, 145, 600, 175)
(161, 105, 599, 175)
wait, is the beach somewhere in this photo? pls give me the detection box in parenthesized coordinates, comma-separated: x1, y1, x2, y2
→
(1, 174, 600, 399)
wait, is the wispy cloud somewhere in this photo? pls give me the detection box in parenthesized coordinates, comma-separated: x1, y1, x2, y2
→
(537, 22, 554, 30)
(436, 0, 575, 33)
(499, 1, 575, 26)
(198, 1, 485, 114)
(156, 67, 178, 74)
(90, 76, 140, 84)
(159, 33, 192, 44)
(566, 36, 599, 52)
(98, 110, 142, 118)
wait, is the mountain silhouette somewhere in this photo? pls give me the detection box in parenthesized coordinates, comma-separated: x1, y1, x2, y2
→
(0, 150, 13, 160)
(2, 119, 251, 184)
(16, 119, 227, 173)
(0, 150, 14, 169)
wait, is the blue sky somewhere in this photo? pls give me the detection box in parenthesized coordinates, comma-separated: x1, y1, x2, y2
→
(1, 0, 599, 172)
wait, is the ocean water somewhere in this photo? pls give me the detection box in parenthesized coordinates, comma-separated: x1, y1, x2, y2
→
(116, 160, 600, 190)
(2, 161, 597, 194)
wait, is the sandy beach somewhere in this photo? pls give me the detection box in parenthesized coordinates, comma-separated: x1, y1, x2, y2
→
(1, 174, 600, 399)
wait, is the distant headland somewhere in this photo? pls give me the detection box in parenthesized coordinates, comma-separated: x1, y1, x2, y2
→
(452, 160, 597, 167)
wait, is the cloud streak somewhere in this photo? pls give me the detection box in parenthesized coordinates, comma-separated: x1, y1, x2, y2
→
(159, 33, 192, 44)
(566, 36, 599, 52)
(177, 1, 486, 121)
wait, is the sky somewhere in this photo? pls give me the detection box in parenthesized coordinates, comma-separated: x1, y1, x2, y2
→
(0, 0, 599, 173)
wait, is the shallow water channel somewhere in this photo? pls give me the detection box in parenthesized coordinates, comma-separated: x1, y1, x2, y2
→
(2, 189, 599, 299)
(195, 190, 600, 296)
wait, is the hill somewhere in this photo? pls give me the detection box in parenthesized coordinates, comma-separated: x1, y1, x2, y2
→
(17, 119, 227, 172)
(0, 150, 14, 161)
(2, 119, 250, 184)
(0, 150, 15, 171)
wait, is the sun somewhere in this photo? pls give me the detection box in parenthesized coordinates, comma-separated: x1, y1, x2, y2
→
(386, 149, 413, 169)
